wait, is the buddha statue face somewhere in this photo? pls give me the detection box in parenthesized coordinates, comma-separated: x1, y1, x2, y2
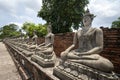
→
(83, 16, 92, 27)
(82, 9, 95, 28)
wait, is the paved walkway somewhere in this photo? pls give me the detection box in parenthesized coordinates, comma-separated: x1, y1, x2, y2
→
(0, 42, 21, 80)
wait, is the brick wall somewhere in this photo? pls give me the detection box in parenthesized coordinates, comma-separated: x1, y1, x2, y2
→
(100, 27, 120, 74)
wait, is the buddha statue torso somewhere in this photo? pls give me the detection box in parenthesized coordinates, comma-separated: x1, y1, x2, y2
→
(45, 33, 53, 46)
(78, 27, 97, 52)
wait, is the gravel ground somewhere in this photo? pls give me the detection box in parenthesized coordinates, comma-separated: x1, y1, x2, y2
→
(0, 42, 22, 80)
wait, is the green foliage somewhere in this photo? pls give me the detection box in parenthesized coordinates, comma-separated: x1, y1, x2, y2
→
(36, 24, 47, 37)
(38, 0, 89, 33)
(0, 24, 21, 39)
(111, 17, 120, 28)
(22, 22, 47, 37)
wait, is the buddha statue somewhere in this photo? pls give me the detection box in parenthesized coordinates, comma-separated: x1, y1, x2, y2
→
(28, 30, 38, 49)
(31, 22, 56, 67)
(60, 9, 114, 73)
(21, 35, 30, 47)
(35, 22, 54, 54)
(21, 31, 38, 57)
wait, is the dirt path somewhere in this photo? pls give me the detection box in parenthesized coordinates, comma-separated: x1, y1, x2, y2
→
(0, 42, 22, 80)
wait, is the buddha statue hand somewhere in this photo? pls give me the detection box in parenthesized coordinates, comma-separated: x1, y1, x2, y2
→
(61, 51, 69, 61)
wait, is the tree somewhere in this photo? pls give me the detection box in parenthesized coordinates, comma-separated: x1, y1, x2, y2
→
(37, 24, 47, 37)
(22, 22, 47, 37)
(0, 24, 21, 39)
(37, 0, 89, 33)
(111, 17, 120, 28)
(22, 22, 36, 37)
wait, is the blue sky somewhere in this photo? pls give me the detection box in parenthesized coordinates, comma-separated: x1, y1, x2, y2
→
(0, 0, 120, 28)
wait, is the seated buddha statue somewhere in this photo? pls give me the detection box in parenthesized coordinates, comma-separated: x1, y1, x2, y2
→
(31, 22, 56, 67)
(35, 22, 54, 55)
(60, 9, 114, 73)
(28, 30, 38, 49)
(21, 35, 30, 47)
(31, 22, 55, 65)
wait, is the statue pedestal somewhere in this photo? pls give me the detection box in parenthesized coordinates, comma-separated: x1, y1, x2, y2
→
(31, 52, 55, 67)
(16, 46, 24, 52)
(53, 61, 119, 80)
(22, 50, 34, 57)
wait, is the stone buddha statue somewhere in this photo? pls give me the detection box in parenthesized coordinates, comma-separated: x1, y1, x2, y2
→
(31, 22, 56, 67)
(35, 22, 54, 54)
(53, 9, 118, 80)
(28, 30, 38, 49)
(21, 35, 30, 47)
(60, 9, 114, 73)
(21, 31, 38, 57)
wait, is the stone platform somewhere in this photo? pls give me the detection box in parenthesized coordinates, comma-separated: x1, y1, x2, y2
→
(31, 50, 56, 67)
(53, 61, 119, 80)
(22, 50, 34, 57)
(31, 55, 55, 67)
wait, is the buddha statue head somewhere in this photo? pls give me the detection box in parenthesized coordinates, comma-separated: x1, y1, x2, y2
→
(83, 8, 95, 27)
(47, 22, 52, 33)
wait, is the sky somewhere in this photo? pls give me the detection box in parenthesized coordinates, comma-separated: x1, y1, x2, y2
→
(0, 0, 120, 28)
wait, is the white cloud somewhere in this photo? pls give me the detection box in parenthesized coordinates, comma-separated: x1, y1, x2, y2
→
(25, 7, 35, 15)
(88, 0, 120, 27)
(0, 0, 44, 28)
(89, 0, 119, 17)
(21, 0, 42, 11)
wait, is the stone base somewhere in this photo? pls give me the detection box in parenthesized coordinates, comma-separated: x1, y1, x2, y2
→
(22, 50, 34, 57)
(53, 61, 119, 80)
(31, 55, 55, 67)
(14, 46, 24, 52)
(25, 48, 35, 52)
